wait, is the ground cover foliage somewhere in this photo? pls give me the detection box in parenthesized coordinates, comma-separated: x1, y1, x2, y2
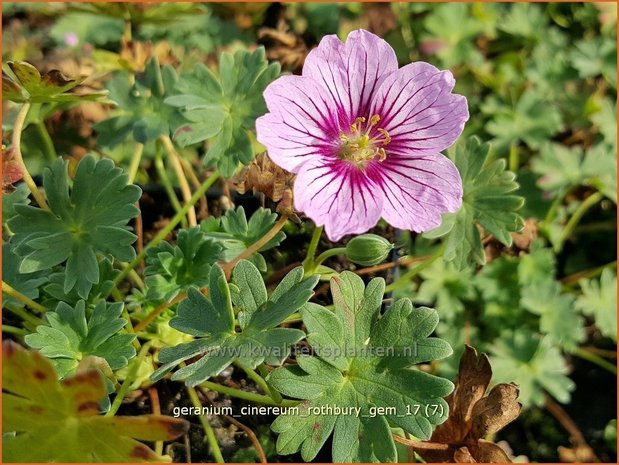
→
(2, 2, 617, 463)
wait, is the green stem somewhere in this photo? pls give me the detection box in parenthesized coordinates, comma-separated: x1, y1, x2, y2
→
(221, 214, 289, 278)
(3, 305, 44, 328)
(34, 120, 57, 162)
(573, 347, 617, 375)
(235, 361, 271, 396)
(508, 141, 519, 172)
(110, 171, 220, 292)
(127, 143, 144, 184)
(106, 341, 152, 416)
(186, 386, 225, 463)
(154, 151, 187, 228)
(313, 247, 346, 268)
(2, 325, 29, 336)
(258, 364, 283, 404)
(556, 192, 604, 251)
(302, 226, 323, 273)
(544, 187, 572, 225)
(121, 306, 141, 351)
(200, 380, 299, 407)
(562, 261, 617, 288)
(127, 268, 145, 290)
(2, 281, 47, 313)
(12, 103, 49, 210)
(384, 245, 445, 293)
(282, 312, 302, 324)
(161, 135, 197, 227)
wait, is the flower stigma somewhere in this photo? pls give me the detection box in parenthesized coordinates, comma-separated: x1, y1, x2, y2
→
(338, 114, 391, 168)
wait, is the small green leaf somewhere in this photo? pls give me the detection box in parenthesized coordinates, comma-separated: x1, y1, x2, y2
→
(412, 258, 476, 319)
(2, 341, 188, 462)
(25, 300, 136, 379)
(2, 183, 30, 224)
(425, 137, 524, 269)
(8, 155, 141, 298)
(94, 58, 184, 147)
(532, 142, 617, 203)
(144, 227, 222, 302)
(201, 206, 285, 271)
(169, 48, 280, 176)
(490, 330, 574, 407)
(484, 90, 563, 150)
(268, 271, 453, 462)
(2, 242, 48, 309)
(576, 268, 617, 341)
(521, 281, 585, 351)
(42, 258, 119, 308)
(151, 261, 316, 386)
(572, 36, 617, 88)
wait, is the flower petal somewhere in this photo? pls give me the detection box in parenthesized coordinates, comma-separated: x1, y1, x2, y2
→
(294, 160, 383, 241)
(368, 153, 462, 232)
(256, 76, 339, 173)
(303, 30, 398, 121)
(370, 62, 469, 155)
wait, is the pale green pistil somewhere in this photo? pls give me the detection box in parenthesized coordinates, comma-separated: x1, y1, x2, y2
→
(338, 114, 391, 168)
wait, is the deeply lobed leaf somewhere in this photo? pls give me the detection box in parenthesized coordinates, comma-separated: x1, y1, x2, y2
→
(267, 271, 454, 462)
(8, 155, 141, 298)
(425, 137, 525, 269)
(25, 299, 136, 379)
(151, 261, 316, 386)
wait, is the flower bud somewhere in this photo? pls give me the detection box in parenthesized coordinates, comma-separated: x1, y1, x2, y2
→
(345, 234, 394, 266)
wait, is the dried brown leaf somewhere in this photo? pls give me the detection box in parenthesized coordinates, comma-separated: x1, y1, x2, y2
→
(453, 447, 477, 463)
(471, 383, 521, 438)
(234, 153, 295, 202)
(362, 3, 397, 36)
(474, 440, 514, 463)
(258, 21, 308, 72)
(432, 345, 493, 443)
(416, 345, 522, 463)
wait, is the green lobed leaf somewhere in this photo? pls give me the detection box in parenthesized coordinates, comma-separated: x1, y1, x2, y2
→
(571, 36, 617, 88)
(25, 300, 136, 379)
(41, 258, 119, 308)
(521, 281, 585, 351)
(483, 90, 563, 150)
(424, 137, 524, 269)
(490, 330, 574, 407)
(411, 258, 476, 320)
(144, 227, 222, 302)
(2, 183, 30, 224)
(532, 142, 617, 203)
(8, 155, 141, 298)
(150, 261, 316, 386)
(576, 268, 617, 341)
(94, 58, 184, 147)
(2, 242, 48, 309)
(267, 271, 454, 462)
(167, 47, 280, 176)
(201, 206, 285, 271)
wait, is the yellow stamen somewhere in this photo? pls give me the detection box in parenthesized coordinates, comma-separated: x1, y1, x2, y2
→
(338, 114, 391, 168)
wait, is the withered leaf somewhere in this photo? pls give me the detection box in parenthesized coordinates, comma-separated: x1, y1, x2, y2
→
(3, 61, 108, 103)
(414, 345, 522, 463)
(470, 383, 521, 438)
(258, 21, 309, 72)
(234, 152, 295, 205)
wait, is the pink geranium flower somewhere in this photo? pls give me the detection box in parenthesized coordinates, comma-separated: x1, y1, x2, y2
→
(256, 30, 469, 241)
